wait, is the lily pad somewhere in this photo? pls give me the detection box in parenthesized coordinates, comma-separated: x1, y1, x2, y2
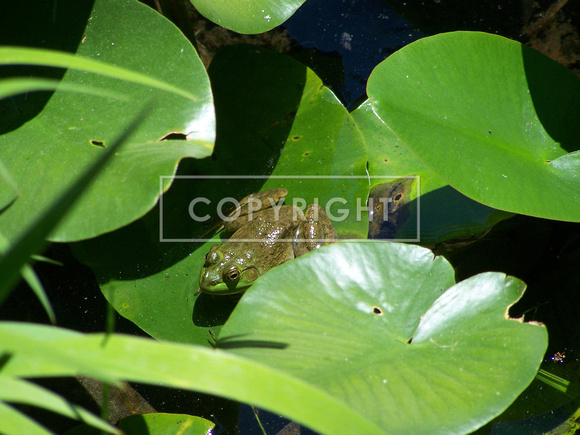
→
(367, 31, 580, 222)
(0, 0, 214, 242)
(64, 413, 215, 435)
(218, 242, 548, 433)
(205, 45, 369, 238)
(351, 99, 512, 244)
(191, 0, 306, 34)
(0, 161, 16, 212)
(72, 46, 367, 344)
(118, 413, 215, 434)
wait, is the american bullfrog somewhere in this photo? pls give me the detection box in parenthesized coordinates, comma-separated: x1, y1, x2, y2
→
(197, 188, 336, 295)
(367, 178, 414, 239)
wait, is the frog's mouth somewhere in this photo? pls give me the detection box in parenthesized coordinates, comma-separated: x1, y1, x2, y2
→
(197, 266, 260, 296)
(198, 282, 252, 296)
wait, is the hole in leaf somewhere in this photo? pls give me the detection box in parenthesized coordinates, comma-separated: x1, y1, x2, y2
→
(292, 135, 301, 141)
(393, 193, 403, 202)
(372, 306, 383, 315)
(303, 152, 310, 156)
(383, 158, 389, 163)
(90, 140, 106, 147)
(161, 133, 187, 140)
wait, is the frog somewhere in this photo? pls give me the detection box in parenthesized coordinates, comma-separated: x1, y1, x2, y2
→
(367, 178, 414, 240)
(197, 188, 336, 295)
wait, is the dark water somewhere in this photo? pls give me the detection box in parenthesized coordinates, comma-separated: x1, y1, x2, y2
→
(284, 0, 423, 107)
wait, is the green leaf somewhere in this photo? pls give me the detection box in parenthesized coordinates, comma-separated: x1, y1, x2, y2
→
(0, 77, 131, 102)
(351, 99, 512, 244)
(118, 413, 214, 434)
(0, 103, 149, 305)
(19, 265, 56, 324)
(0, 323, 383, 434)
(207, 45, 368, 238)
(367, 31, 580, 222)
(191, 0, 306, 34)
(63, 413, 214, 435)
(218, 242, 548, 433)
(0, 160, 17, 212)
(71, 45, 367, 344)
(0, 376, 118, 434)
(0, 233, 55, 323)
(0, 400, 51, 435)
(0, 62, 178, 99)
(0, 0, 215, 243)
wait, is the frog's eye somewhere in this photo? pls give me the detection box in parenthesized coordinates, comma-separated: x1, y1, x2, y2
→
(224, 268, 241, 284)
(204, 250, 221, 266)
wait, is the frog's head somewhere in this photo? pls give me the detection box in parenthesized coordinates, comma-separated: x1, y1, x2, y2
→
(198, 244, 260, 295)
